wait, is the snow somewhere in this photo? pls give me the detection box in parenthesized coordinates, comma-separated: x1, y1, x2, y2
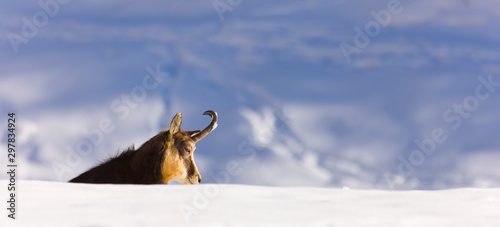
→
(2, 180, 500, 226)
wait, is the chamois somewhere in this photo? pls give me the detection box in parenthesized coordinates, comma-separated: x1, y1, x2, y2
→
(69, 110, 218, 184)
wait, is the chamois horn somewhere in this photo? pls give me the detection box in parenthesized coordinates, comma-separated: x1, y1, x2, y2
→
(191, 110, 218, 142)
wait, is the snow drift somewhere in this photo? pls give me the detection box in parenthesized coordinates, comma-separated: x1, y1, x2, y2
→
(2, 180, 499, 226)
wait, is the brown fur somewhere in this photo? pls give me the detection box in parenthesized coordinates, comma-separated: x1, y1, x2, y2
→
(69, 111, 217, 184)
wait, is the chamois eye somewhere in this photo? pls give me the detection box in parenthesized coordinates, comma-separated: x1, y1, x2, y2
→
(184, 147, 191, 154)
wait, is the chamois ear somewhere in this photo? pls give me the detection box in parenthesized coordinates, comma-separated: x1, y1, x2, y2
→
(169, 113, 182, 140)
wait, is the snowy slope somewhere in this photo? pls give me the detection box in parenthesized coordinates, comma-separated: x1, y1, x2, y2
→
(2, 180, 499, 227)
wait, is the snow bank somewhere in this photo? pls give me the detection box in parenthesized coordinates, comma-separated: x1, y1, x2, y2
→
(2, 180, 499, 226)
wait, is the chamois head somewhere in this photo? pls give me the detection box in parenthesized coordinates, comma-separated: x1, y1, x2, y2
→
(69, 110, 218, 185)
(163, 110, 218, 184)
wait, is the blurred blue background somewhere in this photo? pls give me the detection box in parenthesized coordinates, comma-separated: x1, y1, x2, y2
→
(1, 0, 499, 189)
